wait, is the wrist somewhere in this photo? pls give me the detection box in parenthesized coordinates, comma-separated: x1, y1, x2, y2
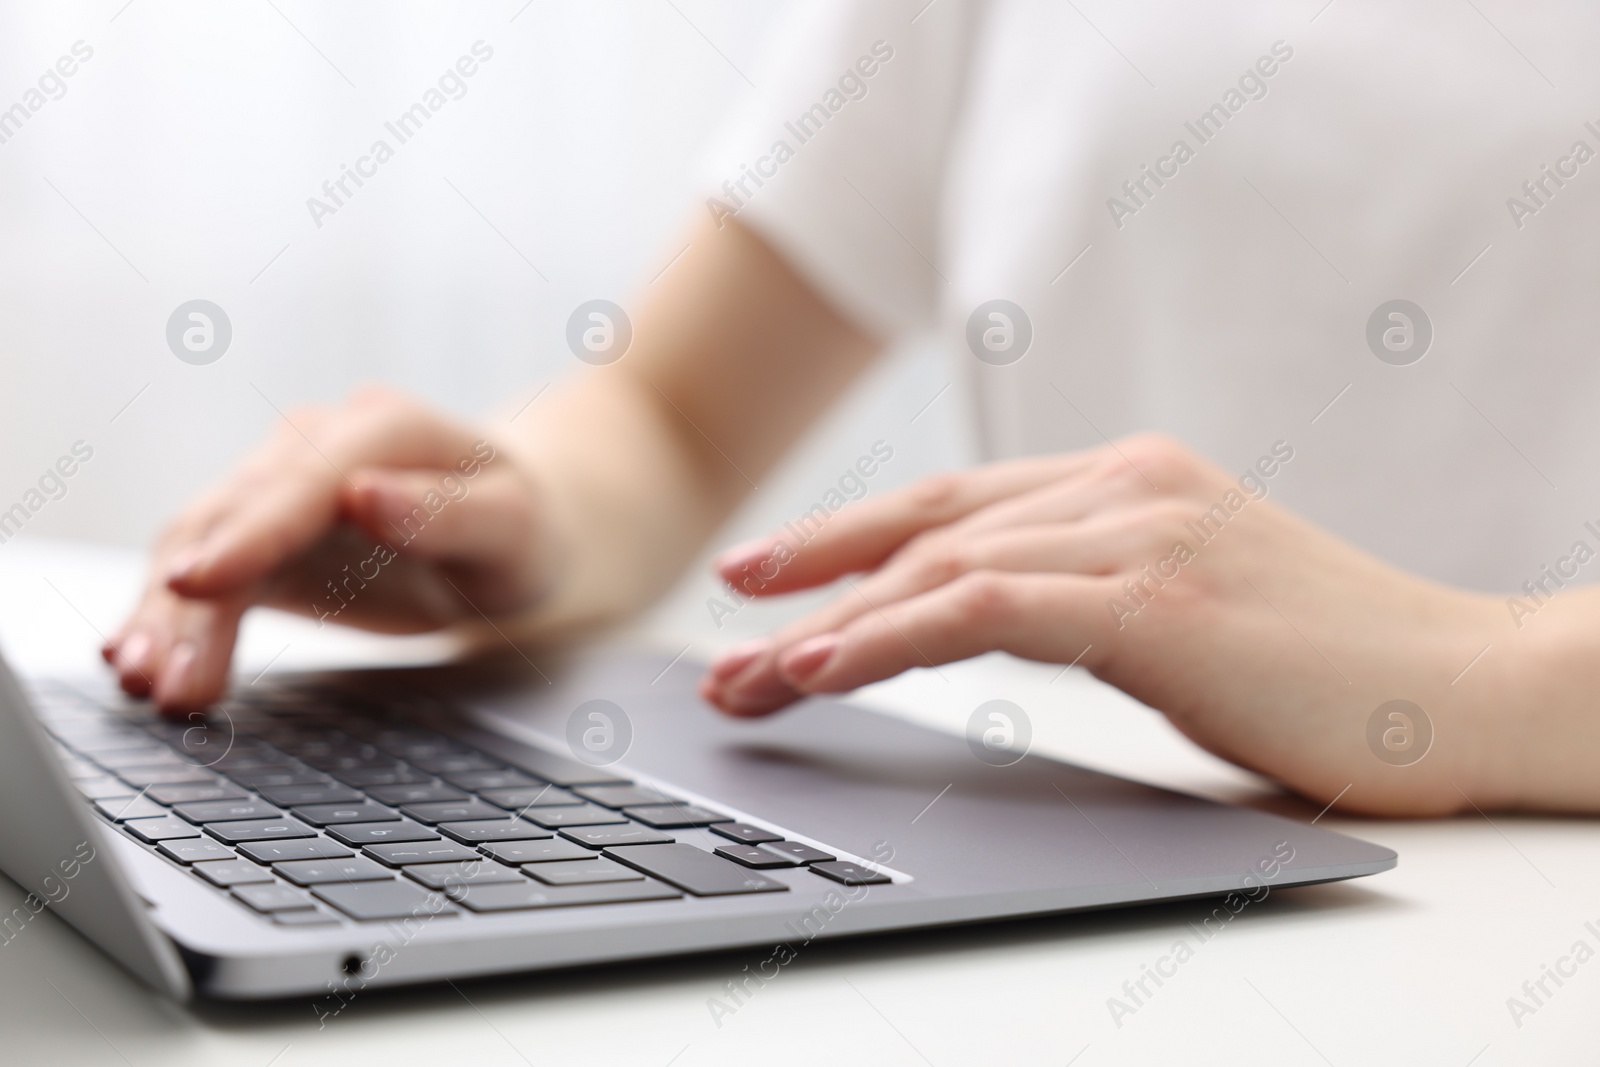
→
(1477, 590, 1600, 811)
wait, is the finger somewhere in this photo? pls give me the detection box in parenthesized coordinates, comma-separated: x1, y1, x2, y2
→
(168, 394, 494, 597)
(151, 596, 249, 713)
(104, 628, 157, 698)
(700, 638, 796, 718)
(781, 571, 1113, 698)
(836, 506, 1180, 614)
(711, 452, 1105, 596)
(107, 589, 251, 712)
(928, 460, 1167, 541)
(703, 511, 1172, 713)
(165, 464, 343, 596)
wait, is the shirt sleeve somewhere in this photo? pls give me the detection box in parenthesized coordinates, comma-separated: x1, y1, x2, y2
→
(697, 0, 978, 340)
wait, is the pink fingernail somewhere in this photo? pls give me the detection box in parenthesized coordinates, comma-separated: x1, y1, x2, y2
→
(156, 641, 197, 705)
(708, 638, 771, 681)
(778, 634, 839, 685)
(117, 632, 152, 674)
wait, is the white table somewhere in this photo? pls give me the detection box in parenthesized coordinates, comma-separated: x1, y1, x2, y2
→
(1, 539, 1594, 1066)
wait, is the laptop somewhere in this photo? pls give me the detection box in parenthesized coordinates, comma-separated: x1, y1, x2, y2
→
(0, 642, 1395, 1001)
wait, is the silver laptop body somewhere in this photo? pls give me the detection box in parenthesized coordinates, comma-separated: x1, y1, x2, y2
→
(0, 645, 1395, 1001)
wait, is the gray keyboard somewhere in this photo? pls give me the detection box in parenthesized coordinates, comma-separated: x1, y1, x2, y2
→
(29, 680, 889, 928)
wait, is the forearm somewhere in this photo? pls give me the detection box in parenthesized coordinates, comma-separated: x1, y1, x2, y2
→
(502, 216, 880, 636)
(1490, 589, 1600, 811)
(503, 368, 731, 634)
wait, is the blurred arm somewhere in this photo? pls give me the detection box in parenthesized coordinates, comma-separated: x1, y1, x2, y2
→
(504, 213, 881, 635)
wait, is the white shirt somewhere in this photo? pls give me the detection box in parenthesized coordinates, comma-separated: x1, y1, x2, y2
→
(704, 0, 1600, 594)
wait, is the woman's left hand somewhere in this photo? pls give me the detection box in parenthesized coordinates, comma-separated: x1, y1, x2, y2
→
(697, 434, 1554, 816)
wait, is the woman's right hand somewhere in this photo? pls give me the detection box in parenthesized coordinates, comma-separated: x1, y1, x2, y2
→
(102, 386, 557, 712)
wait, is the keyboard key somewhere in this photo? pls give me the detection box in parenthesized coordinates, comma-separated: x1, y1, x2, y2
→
(158, 838, 237, 865)
(366, 783, 468, 806)
(370, 735, 468, 762)
(478, 786, 581, 810)
(233, 884, 316, 913)
(166, 726, 244, 762)
(174, 800, 284, 824)
(64, 734, 156, 756)
(574, 784, 678, 809)
(76, 777, 135, 801)
(298, 751, 393, 772)
(525, 859, 645, 886)
(437, 819, 551, 844)
(272, 909, 341, 927)
(91, 747, 186, 769)
(409, 753, 500, 775)
(331, 766, 431, 788)
(364, 841, 483, 867)
(758, 841, 835, 865)
(714, 844, 796, 869)
(192, 859, 276, 887)
(400, 800, 506, 825)
(440, 769, 540, 791)
(623, 804, 732, 829)
(146, 781, 251, 805)
(710, 822, 784, 845)
(604, 843, 788, 896)
(810, 861, 891, 886)
(559, 825, 674, 849)
(312, 880, 456, 922)
(483, 839, 594, 865)
(274, 857, 395, 886)
(124, 816, 204, 843)
(279, 736, 362, 760)
(209, 753, 296, 774)
(228, 768, 326, 789)
(49, 717, 140, 738)
(95, 796, 166, 822)
(326, 821, 439, 846)
(257, 783, 363, 807)
(524, 804, 628, 829)
(58, 754, 104, 780)
(454, 879, 680, 912)
(237, 838, 353, 863)
(205, 818, 316, 844)
(498, 748, 630, 788)
(402, 860, 524, 891)
(117, 766, 218, 788)
(291, 802, 401, 826)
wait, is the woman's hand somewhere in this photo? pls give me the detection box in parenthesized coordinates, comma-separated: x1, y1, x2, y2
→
(103, 386, 555, 711)
(102, 219, 883, 715)
(699, 434, 1547, 816)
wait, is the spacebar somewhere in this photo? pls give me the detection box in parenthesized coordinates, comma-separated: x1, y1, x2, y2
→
(604, 843, 788, 896)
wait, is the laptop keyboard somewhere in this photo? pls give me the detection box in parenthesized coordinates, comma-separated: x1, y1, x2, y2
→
(27, 680, 890, 927)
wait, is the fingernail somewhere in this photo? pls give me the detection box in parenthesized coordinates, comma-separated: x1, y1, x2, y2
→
(156, 641, 197, 705)
(117, 632, 152, 674)
(778, 634, 840, 686)
(708, 638, 771, 681)
(712, 536, 776, 575)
